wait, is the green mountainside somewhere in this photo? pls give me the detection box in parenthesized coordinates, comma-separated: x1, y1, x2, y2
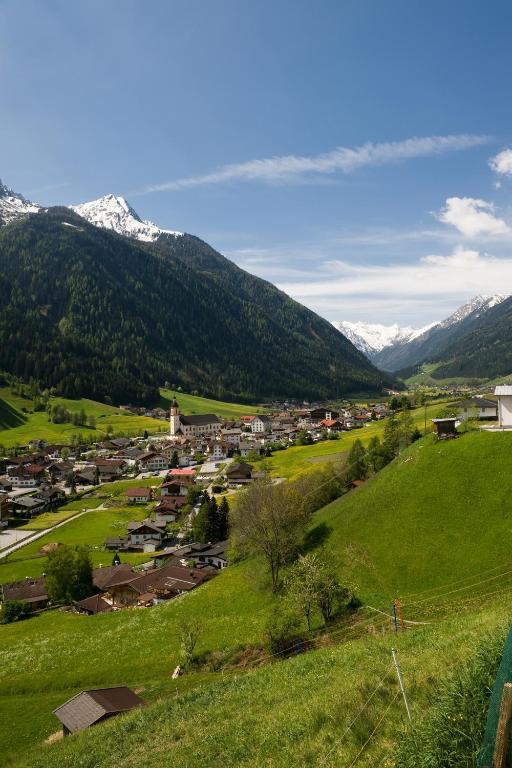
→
(0, 208, 394, 404)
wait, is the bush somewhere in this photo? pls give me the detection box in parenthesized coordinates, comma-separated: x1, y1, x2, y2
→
(394, 630, 506, 767)
(0, 600, 30, 624)
(264, 602, 303, 655)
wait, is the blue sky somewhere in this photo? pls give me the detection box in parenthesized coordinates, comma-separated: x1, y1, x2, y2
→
(2, 0, 512, 326)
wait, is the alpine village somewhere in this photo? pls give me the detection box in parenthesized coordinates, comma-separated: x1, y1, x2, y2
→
(2, 5, 512, 768)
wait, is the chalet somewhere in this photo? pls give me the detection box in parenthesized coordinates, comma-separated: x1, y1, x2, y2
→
(125, 487, 152, 504)
(310, 408, 340, 421)
(8, 464, 45, 488)
(9, 495, 47, 518)
(47, 461, 74, 483)
(53, 687, 145, 736)
(496, 386, 512, 428)
(108, 563, 214, 607)
(161, 480, 189, 497)
(251, 415, 270, 433)
(191, 540, 228, 570)
(167, 467, 196, 482)
(33, 486, 66, 510)
(115, 446, 145, 461)
(100, 437, 132, 450)
(73, 467, 97, 486)
(74, 594, 113, 615)
(1, 576, 48, 611)
(226, 462, 253, 486)
(241, 415, 256, 425)
(138, 452, 169, 472)
(454, 397, 498, 421)
(154, 496, 187, 523)
(94, 459, 126, 480)
(320, 418, 344, 433)
(238, 441, 254, 457)
(93, 564, 137, 592)
(127, 519, 166, 547)
(169, 398, 221, 438)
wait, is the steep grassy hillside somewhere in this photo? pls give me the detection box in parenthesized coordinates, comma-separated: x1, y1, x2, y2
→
(3, 431, 512, 765)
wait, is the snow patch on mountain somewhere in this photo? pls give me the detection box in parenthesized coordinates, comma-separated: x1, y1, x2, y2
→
(0, 181, 40, 225)
(333, 320, 436, 355)
(437, 294, 509, 329)
(70, 194, 183, 242)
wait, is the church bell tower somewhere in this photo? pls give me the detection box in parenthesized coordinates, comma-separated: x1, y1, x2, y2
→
(169, 397, 180, 436)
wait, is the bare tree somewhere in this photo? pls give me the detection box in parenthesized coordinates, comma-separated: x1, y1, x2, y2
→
(230, 478, 310, 592)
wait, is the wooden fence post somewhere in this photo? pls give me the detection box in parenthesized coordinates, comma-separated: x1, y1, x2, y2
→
(494, 682, 512, 768)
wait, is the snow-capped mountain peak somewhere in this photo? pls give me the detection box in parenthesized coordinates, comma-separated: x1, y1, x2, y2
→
(437, 294, 508, 329)
(70, 194, 183, 242)
(332, 320, 435, 355)
(0, 180, 40, 226)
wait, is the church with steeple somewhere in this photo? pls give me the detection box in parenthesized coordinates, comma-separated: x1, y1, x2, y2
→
(169, 397, 222, 438)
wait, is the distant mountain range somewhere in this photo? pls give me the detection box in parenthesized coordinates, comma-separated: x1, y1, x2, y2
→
(0, 180, 396, 404)
(335, 294, 510, 378)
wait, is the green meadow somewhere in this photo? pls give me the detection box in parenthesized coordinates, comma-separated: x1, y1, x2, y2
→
(0, 387, 165, 448)
(1, 430, 512, 765)
(159, 388, 267, 419)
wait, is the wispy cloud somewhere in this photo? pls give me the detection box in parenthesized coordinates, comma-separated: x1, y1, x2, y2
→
(137, 134, 489, 194)
(274, 246, 512, 324)
(490, 148, 512, 177)
(437, 196, 511, 238)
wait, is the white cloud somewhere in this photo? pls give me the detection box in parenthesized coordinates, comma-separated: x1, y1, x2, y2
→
(437, 197, 510, 238)
(138, 133, 489, 194)
(275, 246, 512, 323)
(490, 148, 512, 176)
(421, 245, 482, 266)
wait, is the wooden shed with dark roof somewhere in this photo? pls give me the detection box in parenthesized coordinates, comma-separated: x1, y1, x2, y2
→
(53, 687, 145, 735)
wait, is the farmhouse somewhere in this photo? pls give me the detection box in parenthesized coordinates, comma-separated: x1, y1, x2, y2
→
(226, 461, 253, 485)
(108, 563, 213, 607)
(138, 452, 168, 472)
(1, 577, 48, 611)
(53, 687, 145, 736)
(251, 415, 270, 433)
(169, 398, 221, 438)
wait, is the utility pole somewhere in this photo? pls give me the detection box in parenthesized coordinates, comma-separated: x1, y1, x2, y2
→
(392, 648, 412, 723)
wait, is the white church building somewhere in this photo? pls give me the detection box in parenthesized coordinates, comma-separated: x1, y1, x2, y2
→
(169, 397, 222, 438)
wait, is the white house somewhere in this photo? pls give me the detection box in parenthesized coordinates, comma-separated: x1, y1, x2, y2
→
(251, 415, 270, 433)
(495, 386, 512, 427)
(455, 397, 498, 421)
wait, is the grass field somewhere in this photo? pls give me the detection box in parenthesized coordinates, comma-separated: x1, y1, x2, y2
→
(0, 387, 165, 448)
(2, 430, 512, 765)
(259, 400, 452, 479)
(159, 388, 267, 419)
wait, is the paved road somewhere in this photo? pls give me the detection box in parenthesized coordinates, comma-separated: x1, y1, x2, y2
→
(0, 506, 103, 561)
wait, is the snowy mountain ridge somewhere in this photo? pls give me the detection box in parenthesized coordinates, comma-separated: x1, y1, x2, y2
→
(333, 320, 436, 355)
(70, 194, 183, 242)
(0, 180, 40, 226)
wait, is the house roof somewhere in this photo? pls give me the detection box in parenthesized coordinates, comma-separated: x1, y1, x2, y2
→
(495, 386, 512, 396)
(125, 487, 152, 497)
(180, 414, 220, 426)
(74, 594, 113, 614)
(226, 462, 252, 476)
(110, 563, 211, 596)
(2, 577, 47, 604)
(93, 564, 136, 591)
(168, 468, 196, 476)
(127, 520, 165, 535)
(53, 687, 144, 733)
(454, 397, 497, 408)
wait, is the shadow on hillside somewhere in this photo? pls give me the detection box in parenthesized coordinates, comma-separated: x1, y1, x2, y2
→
(0, 398, 26, 428)
(301, 522, 333, 553)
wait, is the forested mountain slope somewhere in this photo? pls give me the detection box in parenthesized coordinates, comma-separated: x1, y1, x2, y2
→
(0, 207, 394, 403)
